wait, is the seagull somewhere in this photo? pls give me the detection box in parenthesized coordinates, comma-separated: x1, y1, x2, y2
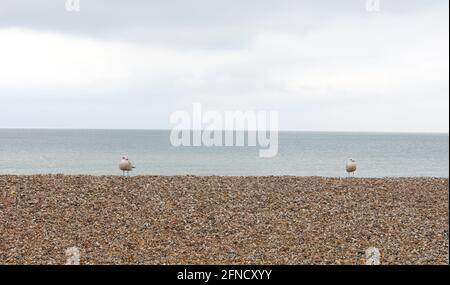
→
(119, 155, 135, 176)
(346, 158, 357, 177)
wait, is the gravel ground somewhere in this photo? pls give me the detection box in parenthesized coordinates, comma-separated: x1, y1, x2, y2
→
(0, 175, 448, 265)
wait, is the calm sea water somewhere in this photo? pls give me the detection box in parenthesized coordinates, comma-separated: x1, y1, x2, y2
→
(0, 129, 448, 177)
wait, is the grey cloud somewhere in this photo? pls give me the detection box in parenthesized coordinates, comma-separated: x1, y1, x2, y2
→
(0, 0, 448, 131)
(1, 0, 446, 49)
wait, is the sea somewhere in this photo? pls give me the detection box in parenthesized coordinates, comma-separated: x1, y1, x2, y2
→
(0, 129, 448, 177)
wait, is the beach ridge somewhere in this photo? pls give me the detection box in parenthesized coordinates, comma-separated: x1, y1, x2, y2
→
(1, 175, 448, 264)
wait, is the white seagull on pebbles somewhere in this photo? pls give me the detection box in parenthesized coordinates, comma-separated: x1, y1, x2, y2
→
(346, 158, 357, 177)
(119, 155, 135, 176)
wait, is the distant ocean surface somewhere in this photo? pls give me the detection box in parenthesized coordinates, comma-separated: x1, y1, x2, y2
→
(0, 129, 448, 177)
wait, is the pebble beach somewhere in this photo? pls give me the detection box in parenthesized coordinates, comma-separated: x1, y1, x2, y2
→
(0, 175, 448, 265)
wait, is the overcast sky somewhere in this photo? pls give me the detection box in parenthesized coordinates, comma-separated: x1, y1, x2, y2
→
(0, 0, 448, 132)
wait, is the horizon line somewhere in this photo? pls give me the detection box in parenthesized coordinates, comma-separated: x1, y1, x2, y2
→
(0, 127, 448, 135)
